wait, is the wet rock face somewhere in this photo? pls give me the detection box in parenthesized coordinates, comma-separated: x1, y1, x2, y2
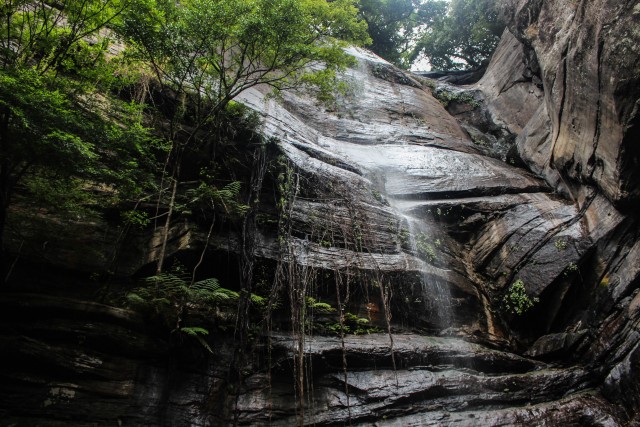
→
(0, 295, 625, 427)
(235, 47, 561, 336)
(474, 29, 545, 138)
(498, 0, 640, 206)
(3, 7, 640, 424)
(232, 43, 638, 424)
(468, 2, 640, 421)
(233, 334, 624, 426)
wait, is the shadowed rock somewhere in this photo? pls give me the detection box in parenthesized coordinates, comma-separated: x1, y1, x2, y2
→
(2, 6, 640, 423)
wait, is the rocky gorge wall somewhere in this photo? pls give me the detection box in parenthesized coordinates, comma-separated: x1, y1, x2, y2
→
(496, 0, 640, 206)
(1, 1, 640, 425)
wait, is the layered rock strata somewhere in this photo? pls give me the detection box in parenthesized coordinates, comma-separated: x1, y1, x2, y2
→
(2, 2, 640, 424)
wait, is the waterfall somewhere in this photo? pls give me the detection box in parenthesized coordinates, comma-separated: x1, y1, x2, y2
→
(392, 205, 452, 331)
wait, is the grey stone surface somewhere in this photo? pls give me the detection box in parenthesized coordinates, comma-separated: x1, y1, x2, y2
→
(2, 9, 640, 424)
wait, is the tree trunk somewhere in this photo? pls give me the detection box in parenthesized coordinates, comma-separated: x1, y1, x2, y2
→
(232, 145, 268, 424)
(0, 201, 8, 285)
(0, 106, 11, 285)
(156, 163, 181, 275)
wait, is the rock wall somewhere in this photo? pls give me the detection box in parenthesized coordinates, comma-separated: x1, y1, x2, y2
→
(497, 0, 640, 206)
(2, 2, 640, 425)
(470, 1, 640, 423)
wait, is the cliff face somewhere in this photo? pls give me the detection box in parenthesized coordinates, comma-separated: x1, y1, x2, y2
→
(471, 1, 640, 421)
(497, 0, 640, 206)
(1, 2, 640, 426)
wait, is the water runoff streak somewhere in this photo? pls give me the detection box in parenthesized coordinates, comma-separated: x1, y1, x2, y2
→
(332, 138, 454, 332)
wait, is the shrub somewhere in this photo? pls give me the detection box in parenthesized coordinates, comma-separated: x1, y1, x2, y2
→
(503, 279, 539, 315)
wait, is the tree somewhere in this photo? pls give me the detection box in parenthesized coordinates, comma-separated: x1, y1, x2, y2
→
(0, 0, 156, 282)
(0, 0, 127, 73)
(117, 0, 370, 273)
(410, 0, 504, 70)
(358, 0, 447, 69)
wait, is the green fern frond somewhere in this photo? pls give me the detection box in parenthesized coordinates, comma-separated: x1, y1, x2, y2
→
(186, 179, 248, 216)
(195, 335, 213, 353)
(150, 297, 172, 306)
(180, 326, 209, 336)
(125, 293, 146, 305)
(310, 302, 335, 313)
(250, 293, 267, 306)
(214, 181, 242, 204)
(218, 288, 241, 300)
(192, 277, 221, 291)
(144, 274, 189, 297)
(191, 278, 239, 304)
(196, 288, 240, 304)
(142, 273, 182, 288)
(306, 297, 336, 313)
(225, 181, 242, 193)
(180, 327, 213, 353)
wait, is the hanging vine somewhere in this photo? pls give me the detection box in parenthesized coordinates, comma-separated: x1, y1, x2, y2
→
(231, 139, 271, 426)
(256, 155, 403, 425)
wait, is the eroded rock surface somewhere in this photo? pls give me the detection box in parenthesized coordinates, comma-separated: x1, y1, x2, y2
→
(497, 0, 640, 206)
(2, 3, 640, 424)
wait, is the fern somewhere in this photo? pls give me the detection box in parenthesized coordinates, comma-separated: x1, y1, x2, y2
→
(192, 277, 221, 291)
(216, 181, 242, 202)
(180, 326, 209, 336)
(187, 179, 249, 216)
(306, 297, 336, 313)
(180, 327, 213, 353)
(125, 293, 146, 305)
(141, 273, 190, 299)
(191, 278, 240, 305)
(128, 274, 242, 311)
(126, 271, 266, 355)
(251, 293, 267, 306)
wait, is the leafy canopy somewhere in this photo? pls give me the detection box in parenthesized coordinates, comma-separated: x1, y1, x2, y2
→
(0, 0, 162, 286)
(0, 0, 156, 209)
(358, 0, 504, 71)
(0, 68, 155, 202)
(0, 0, 129, 74)
(411, 0, 504, 70)
(116, 0, 370, 274)
(358, 0, 447, 69)
(118, 0, 370, 122)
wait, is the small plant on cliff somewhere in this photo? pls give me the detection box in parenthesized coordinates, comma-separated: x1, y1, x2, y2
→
(122, 210, 151, 229)
(398, 227, 410, 245)
(563, 262, 579, 277)
(503, 279, 539, 316)
(432, 87, 481, 108)
(554, 239, 568, 250)
(416, 232, 437, 262)
(126, 266, 264, 351)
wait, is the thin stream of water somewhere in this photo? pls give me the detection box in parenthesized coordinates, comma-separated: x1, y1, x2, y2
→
(348, 139, 454, 332)
(396, 210, 452, 330)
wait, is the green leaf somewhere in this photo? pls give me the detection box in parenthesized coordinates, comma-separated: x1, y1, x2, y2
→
(180, 327, 213, 353)
(180, 326, 210, 336)
(503, 279, 538, 316)
(126, 293, 146, 305)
